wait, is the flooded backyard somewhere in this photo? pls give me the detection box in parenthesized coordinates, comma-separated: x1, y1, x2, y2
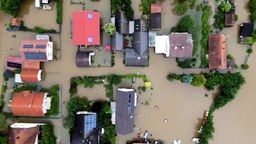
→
(0, 0, 256, 144)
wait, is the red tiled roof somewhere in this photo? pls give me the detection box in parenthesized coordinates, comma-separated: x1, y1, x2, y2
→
(11, 18, 20, 27)
(72, 11, 100, 45)
(20, 69, 41, 82)
(20, 40, 49, 61)
(225, 13, 235, 27)
(8, 125, 40, 144)
(151, 4, 162, 13)
(169, 33, 193, 58)
(22, 61, 40, 69)
(10, 91, 46, 116)
(208, 33, 227, 69)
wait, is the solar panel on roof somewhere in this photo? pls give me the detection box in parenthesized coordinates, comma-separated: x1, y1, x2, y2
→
(23, 44, 33, 48)
(24, 52, 47, 60)
(88, 14, 93, 19)
(84, 114, 96, 136)
(36, 45, 46, 49)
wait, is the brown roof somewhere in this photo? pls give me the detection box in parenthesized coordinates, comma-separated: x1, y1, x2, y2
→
(151, 4, 162, 13)
(20, 69, 41, 82)
(22, 61, 40, 69)
(208, 33, 227, 69)
(10, 91, 46, 116)
(169, 33, 193, 58)
(11, 18, 21, 27)
(225, 13, 235, 27)
(8, 125, 40, 144)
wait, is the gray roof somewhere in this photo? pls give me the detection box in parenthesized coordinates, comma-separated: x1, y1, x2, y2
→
(111, 33, 123, 51)
(115, 89, 135, 135)
(115, 11, 128, 34)
(134, 19, 147, 32)
(125, 32, 149, 66)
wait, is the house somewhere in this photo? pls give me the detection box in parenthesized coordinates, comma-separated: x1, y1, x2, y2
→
(72, 11, 100, 46)
(76, 51, 95, 67)
(111, 32, 124, 51)
(8, 123, 41, 144)
(239, 23, 254, 43)
(115, 88, 136, 135)
(150, 4, 162, 30)
(10, 91, 51, 117)
(115, 11, 129, 34)
(125, 32, 149, 66)
(71, 111, 99, 144)
(208, 33, 227, 69)
(225, 13, 235, 27)
(11, 18, 21, 31)
(155, 33, 193, 58)
(20, 40, 53, 61)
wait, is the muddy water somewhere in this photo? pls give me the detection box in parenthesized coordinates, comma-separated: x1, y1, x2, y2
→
(0, 0, 256, 144)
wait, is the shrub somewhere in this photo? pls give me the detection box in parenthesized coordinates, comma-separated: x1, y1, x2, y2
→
(62, 114, 74, 129)
(235, 14, 238, 21)
(247, 48, 253, 54)
(0, 113, 7, 132)
(140, 0, 150, 15)
(227, 54, 234, 60)
(0, 136, 7, 144)
(241, 64, 249, 70)
(56, 0, 62, 24)
(141, 86, 147, 92)
(40, 124, 56, 144)
(41, 85, 60, 116)
(107, 75, 122, 85)
(167, 73, 182, 81)
(198, 111, 215, 144)
(14, 84, 37, 92)
(192, 74, 206, 87)
(249, 0, 256, 22)
(182, 74, 193, 84)
(173, 1, 189, 16)
(66, 97, 90, 114)
(177, 15, 195, 32)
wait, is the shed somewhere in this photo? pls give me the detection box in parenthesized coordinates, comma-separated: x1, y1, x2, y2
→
(111, 32, 124, 51)
(76, 51, 95, 67)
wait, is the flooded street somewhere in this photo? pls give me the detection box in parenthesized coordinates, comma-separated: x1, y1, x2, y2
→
(0, 0, 256, 144)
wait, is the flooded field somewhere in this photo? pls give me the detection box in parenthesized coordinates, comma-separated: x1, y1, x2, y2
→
(0, 0, 256, 144)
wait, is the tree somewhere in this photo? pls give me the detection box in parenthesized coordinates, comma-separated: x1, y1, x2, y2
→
(192, 74, 206, 87)
(241, 64, 249, 70)
(177, 15, 195, 32)
(104, 23, 116, 36)
(66, 97, 89, 114)
(40, 124, 56, 144)
(0, 136, 7, 144)
(247, 48, 253, 54)
(249, 0, 256, 22)
(62, 114, 74, 129)
(0, 113, 7, 132)
(0, 0, 21, 16)
(182, 74, 193, 84)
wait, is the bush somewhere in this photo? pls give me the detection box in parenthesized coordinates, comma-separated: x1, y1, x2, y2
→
(0, 113, 7, 132)
(167, 73, 182, 81)
(41, 85, 60, 116)
(141, 86, 147, 92)
(235, 14, 238, 21)
(107, 75, 121, 85)
(198, 111, 215, 144)
(192, 74, 206, 87)
(227, 54, 234, 60)
(62, 114, 74, 129)
(241, 64, 249, 70)
(14, 84, 37, 92)
(249, 0, 256, 22)
(0, 136, 7, 144)
(40, 124, 56, 144)
(140, 0, 150, 15)
(247, 48, 253, 54)
(56, 0, 62, 24)
(176, 58, 194, 68)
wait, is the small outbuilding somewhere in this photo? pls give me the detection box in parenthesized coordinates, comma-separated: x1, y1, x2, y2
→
(76, 51, 95, 67)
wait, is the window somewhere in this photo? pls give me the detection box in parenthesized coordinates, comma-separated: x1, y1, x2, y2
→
(36, 45, 46, 49)
(87, 14, 93, 19)
(88, 37, 93, 42)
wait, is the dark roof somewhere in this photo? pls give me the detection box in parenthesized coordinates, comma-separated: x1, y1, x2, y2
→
(125, 32, 149, 66)
(76, 51, 91, 67)
(115, 89, 135, 135)
(208, 33, 227, 69)
(115, 11, 129, 34)
(150, 13, 161, 30)
(111, 33, 124, 51)
(71, 113, 99, 144)
(8, 125, 40, 144)
(225, 13, 235, 27)
(134, 19, 147, 32)
(240, 23, 254, 37)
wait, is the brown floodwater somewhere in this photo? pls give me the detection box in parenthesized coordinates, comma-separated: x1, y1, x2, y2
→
(0, 0, 256, 144)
